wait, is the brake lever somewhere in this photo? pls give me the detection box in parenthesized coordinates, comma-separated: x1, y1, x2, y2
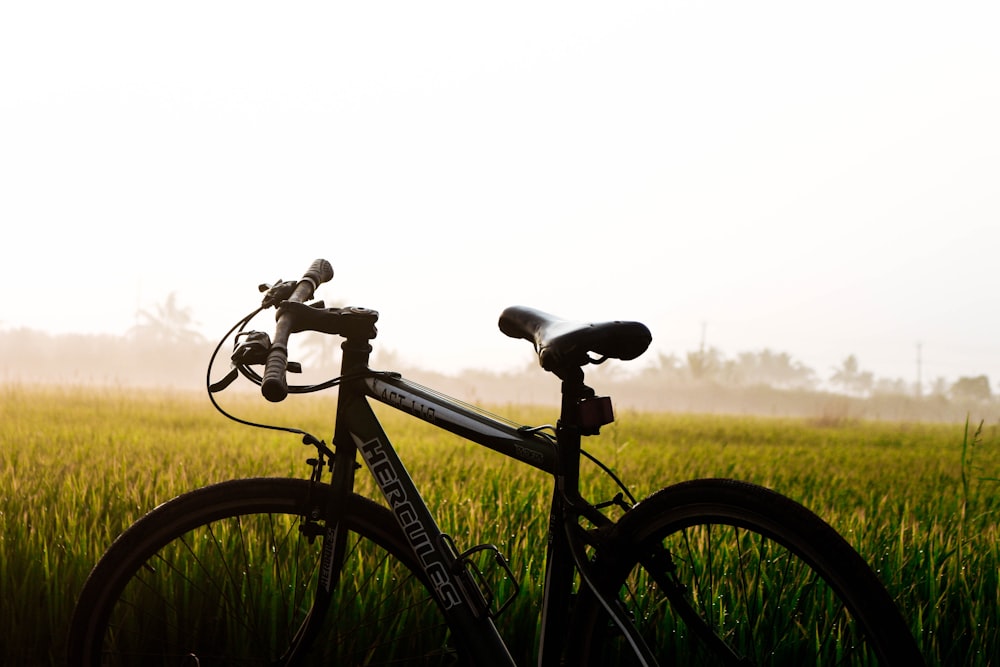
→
(230, 330, 303, 374)
(259, 279, 297, 308)
(209, 368, 239, 393)
(232, 331, 272, 365)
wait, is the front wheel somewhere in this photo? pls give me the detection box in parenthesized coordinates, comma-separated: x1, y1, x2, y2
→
(569, 479, 923, 666)
(68, 478, 462, 666)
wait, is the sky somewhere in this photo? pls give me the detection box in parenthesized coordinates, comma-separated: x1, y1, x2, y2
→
(2, 2, 998, 389)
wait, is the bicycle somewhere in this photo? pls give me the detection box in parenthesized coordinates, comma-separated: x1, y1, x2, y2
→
(68, 259, 924, 666)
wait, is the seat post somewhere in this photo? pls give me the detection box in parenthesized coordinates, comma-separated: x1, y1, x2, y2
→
(555, 370, 616, 503)
(555, 374, 594, 496)
(537, 374, 593, 665)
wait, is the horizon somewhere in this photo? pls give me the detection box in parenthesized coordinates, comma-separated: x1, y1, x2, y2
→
(0, 312, 990, 395)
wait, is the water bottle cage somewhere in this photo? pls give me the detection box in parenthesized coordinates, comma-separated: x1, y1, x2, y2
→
(456, 543, 520, 620)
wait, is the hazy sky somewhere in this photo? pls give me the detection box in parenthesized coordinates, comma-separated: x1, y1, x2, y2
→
(2, 2, 998, 388)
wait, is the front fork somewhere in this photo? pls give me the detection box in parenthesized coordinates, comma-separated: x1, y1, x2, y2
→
(277, 348, 367, 665)
(280, 507, 351, 663)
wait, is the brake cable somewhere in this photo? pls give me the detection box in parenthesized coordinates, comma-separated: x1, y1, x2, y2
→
(205, 306, 327, 448)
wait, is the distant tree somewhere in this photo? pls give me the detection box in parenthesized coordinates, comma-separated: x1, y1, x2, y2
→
(129, 293, 204, 345)
(929, 377, 950, 398)
(686, 346, 723, 381)
(372, 348, 406, 371)
(656, 352, 683, 373)
(294, 300, 346, 371)
(643, 352, 684, 381)
(872, 377, 909, 396)
(731, 349, 816, 390)
(298, 331, 342, 367)
(951, 375, 992, 402)
(830, 355, 874, 396)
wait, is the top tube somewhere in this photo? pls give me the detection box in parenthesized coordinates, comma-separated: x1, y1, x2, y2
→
(365, 373, 558, 475)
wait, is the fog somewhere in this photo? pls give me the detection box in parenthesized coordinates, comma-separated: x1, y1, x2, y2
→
(2, 2, 998, 394)
(3, 320, 997, 424)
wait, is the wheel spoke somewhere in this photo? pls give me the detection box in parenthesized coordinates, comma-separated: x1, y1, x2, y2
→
(569, 480, 921, 666)
(69, 479, 460, 666)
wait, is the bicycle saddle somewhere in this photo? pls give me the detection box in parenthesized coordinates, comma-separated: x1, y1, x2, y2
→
(499, 306, 652, 374)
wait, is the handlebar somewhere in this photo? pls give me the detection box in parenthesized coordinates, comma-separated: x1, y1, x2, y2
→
(261, 259, 334, 402)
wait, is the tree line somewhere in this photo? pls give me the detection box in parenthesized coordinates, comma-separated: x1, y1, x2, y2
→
(1, 294, 995, 420)
(652, 345, 993, 403)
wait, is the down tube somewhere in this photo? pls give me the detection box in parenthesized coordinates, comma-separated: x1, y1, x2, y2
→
(344, 398, 517, 666)
(365, 374, 558, 474)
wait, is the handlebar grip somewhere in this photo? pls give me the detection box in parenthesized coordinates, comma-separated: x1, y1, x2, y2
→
(302, 258, 334, 291)
(261, 259, 334, 402)
(261, 343, 290, 402)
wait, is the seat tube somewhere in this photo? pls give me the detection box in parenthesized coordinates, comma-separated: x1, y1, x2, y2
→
(537, 473, 575, 666)
(538, 377, 589, 666)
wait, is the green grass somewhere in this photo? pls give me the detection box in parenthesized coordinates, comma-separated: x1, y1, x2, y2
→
(1, 384, 997, 665)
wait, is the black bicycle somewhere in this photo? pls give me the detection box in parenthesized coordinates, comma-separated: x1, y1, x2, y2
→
(68, 259, 923, 666)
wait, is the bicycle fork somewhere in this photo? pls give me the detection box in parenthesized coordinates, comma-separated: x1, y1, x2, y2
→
(273, 442, 354, 665)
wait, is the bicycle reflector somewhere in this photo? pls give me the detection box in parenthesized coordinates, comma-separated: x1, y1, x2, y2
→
(578, 395, 614, 434)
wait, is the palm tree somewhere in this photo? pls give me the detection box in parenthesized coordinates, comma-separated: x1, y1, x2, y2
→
(830, 355, 873, 396)
(298, 331, 342, 367)
(129, 292, 204, 345)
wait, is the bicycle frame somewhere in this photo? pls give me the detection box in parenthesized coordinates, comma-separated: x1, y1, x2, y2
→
(71, 267, 922, 667)
(309, 337, 655, 666)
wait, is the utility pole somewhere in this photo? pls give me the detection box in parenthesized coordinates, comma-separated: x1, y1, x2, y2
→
(916, 342, 923, 398)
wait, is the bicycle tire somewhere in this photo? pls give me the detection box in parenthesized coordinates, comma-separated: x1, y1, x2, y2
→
(569, 478, 923, 666)
(67, 477, 463, 666)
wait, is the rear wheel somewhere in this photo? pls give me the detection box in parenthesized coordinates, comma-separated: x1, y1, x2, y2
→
(68, 478, 462, 666)
(570, 479, 923, 666)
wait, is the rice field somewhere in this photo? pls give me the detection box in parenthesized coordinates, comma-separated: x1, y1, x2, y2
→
(1, 383, 998, 665)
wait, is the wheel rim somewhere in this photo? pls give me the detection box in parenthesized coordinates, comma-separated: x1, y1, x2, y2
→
(74, 482, 461, 666)
(594, 516, 884, 666)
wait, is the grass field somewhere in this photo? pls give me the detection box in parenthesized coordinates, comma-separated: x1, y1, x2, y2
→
(1, 383, 998, 665)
